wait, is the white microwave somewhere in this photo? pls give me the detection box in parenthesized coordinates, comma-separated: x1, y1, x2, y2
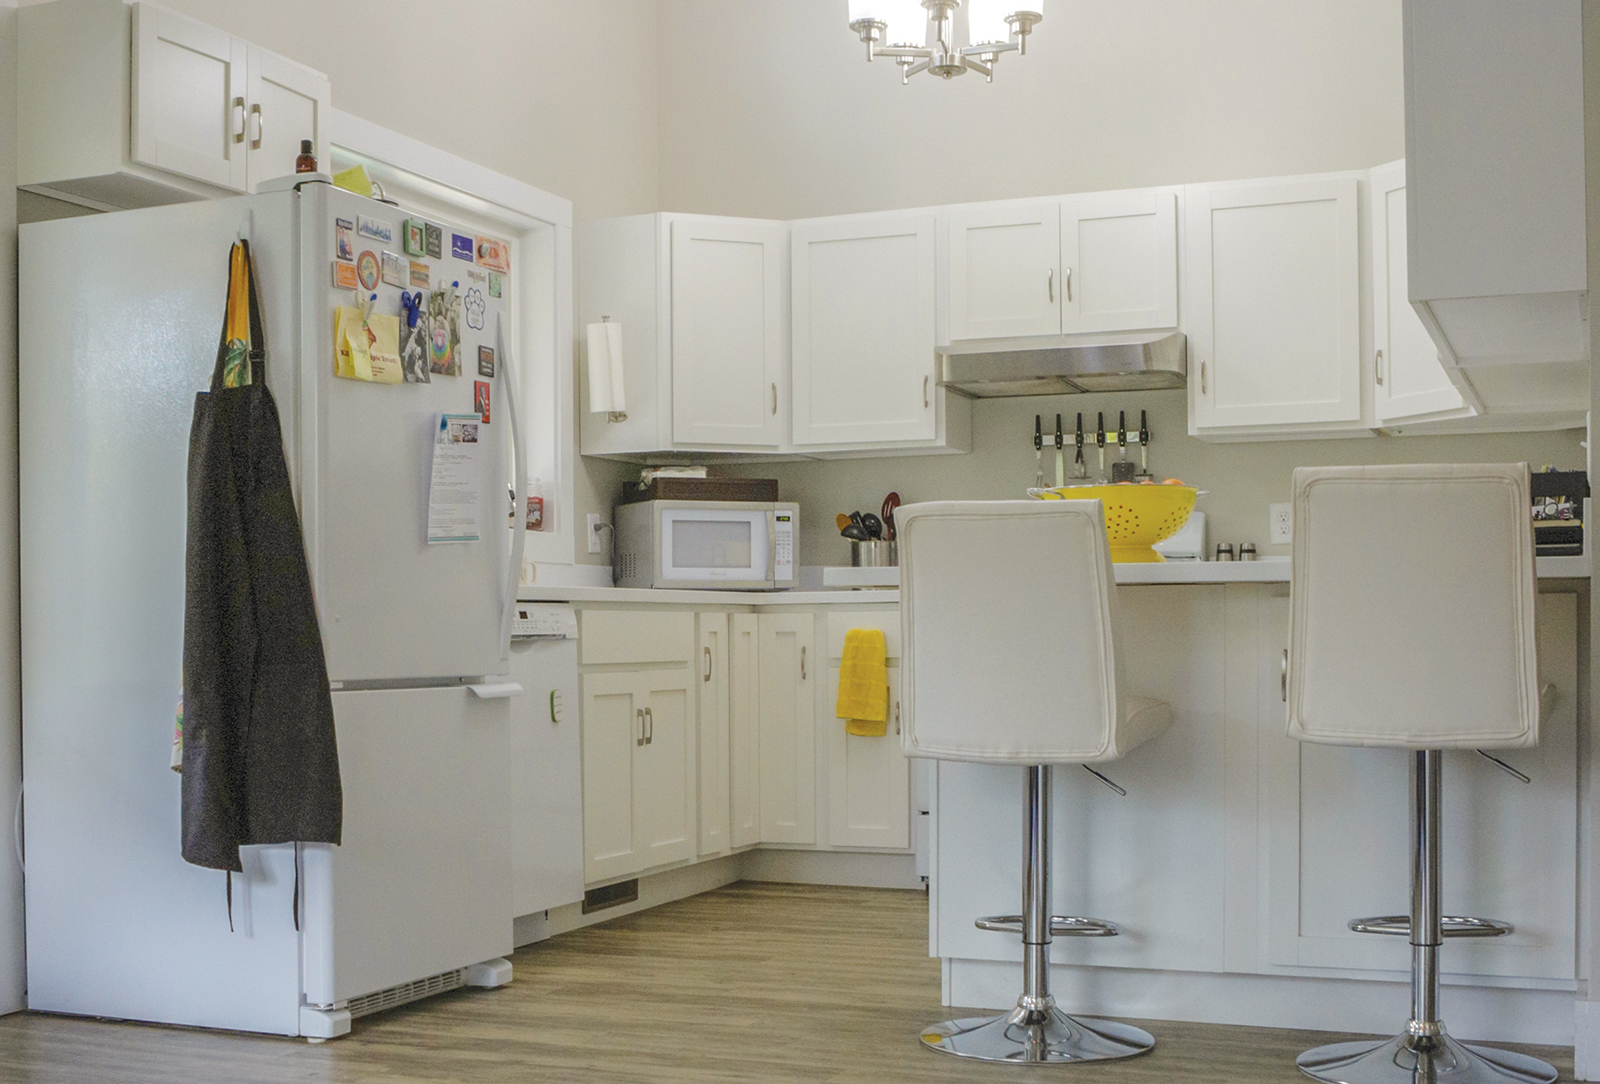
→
(613, 500, 798, 590)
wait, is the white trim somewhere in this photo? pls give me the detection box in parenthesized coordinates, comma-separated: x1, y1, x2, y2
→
(327, 108, 576, 566)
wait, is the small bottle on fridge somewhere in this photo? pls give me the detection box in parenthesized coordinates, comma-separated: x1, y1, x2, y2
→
(526, 479, 544, 531)
(295, 140, 317, 174)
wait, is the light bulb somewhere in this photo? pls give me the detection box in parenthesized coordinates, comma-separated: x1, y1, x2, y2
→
(966, 0, 1011, 44)
(883, 0, 929, 47)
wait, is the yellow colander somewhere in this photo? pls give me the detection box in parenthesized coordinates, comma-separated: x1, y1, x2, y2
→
(1032, 484, 1198, 563)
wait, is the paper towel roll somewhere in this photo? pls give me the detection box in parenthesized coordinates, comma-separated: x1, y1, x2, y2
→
(585, 321, 626, 413)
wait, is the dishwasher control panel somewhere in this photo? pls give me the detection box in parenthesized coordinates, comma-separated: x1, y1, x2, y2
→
(511, 604, 578, 639)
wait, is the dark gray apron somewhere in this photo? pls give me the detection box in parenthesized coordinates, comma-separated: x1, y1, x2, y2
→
(181, 239, 342, 875)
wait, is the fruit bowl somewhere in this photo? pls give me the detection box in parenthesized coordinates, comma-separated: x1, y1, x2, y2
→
(1030, 483, 1198, 563)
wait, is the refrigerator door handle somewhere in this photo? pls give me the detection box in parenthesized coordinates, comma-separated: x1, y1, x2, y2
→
(496, 313, 529, 658)
(468, 681, 523, 699)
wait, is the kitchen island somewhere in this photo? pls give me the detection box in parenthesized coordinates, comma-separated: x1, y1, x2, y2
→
(519, 558, 1590, 1050)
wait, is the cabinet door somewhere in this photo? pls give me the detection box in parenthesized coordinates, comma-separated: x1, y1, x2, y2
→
(131, 4, 247, 192)
(635, 671, 695, 871)
(758, 613, 817, 845)
(729, 613, 762, 848)
(697, 615, 730, 856)
(826, 662, 910, 849)
(1187, 178, 1362, 429)
(946, 202, 1061, 339)
(670, 219, 786, 448)
(244, 46, 330, 192)
(580, 671, 641, 883)
(1370, 161, 1469, 423)
(1061, 190, 1178, 333)
(791, 216, 937, 446)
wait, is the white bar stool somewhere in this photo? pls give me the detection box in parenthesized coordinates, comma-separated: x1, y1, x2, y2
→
(897, 499, 1171, 1064)
(1286, 464, 1555, 1084)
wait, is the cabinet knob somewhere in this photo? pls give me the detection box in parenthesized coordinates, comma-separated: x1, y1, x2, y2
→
(233, 97, 246, 144)
(771, 382, 778, 416)
(800, 645, 807, 681)
(1375, 349, 1385, 386)
(1064, 266, 1072, 303)
(1047, 268, 1054, 303)
(704, 646, 712, 683)
(250, 103, 263, 150)
(1200, 360, 1207, 396)
(636, 708, 645, 746)
(923, 375, 930, 409)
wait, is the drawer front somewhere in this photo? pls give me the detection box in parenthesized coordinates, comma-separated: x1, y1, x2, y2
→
(826, 610, 901, 660)
(579, 609, 695, 666)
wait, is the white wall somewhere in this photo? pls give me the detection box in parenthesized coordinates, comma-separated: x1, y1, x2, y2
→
(656, 0, 1407, 219)
(1, 0, 26, 1019)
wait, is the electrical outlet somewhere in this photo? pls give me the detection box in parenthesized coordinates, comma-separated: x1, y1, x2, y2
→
(1269, 502, 1293, 544)
(587, 513, 606, 554)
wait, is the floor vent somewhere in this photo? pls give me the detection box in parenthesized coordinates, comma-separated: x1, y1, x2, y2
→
(345, 968, 466, 1019)
(583, 878, 639, 914)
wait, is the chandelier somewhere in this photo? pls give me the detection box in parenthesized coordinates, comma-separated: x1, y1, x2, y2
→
(847, 0, 1044, 83)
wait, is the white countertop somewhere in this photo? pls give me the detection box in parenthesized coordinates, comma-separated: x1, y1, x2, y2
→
(519, 553, 1589, 606)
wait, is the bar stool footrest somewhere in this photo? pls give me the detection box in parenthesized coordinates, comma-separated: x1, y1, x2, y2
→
(974, 914, 1121, 937)
(1347, 915, 1513, 938)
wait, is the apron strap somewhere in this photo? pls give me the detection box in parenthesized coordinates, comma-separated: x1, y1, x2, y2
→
(209, 240, 268, 392)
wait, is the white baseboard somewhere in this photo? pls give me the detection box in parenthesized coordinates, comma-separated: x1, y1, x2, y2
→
(947, 958, 1576, 1048)
(739, 849, 921, 889)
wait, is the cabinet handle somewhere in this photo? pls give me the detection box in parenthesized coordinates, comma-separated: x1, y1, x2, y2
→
(771, 383, 778, 416)
(636, 708, 645, 747)
(232, 97, 246, 144)
(1064, 266, 1072, 302)
(1281, 649, 1288, 703)
(1200, 360, 1207, 396)
(1047, 268, 1054, 303)
(704, 646, 712, 683)
(1375, 349, 1384, 386)
(249, 104, 263, 150)
(895, 700, 901, 735)
(800, 646, 807, 681)
(923, 375, 930, 409)
(645, 706, 654, 745)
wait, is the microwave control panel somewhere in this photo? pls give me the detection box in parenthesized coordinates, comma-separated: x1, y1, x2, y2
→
(773, 512, 795, 584)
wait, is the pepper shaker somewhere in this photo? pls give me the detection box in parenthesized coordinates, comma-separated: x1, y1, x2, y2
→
(1214, 542, 1235, 562)
(1238, 542, 1257, 561)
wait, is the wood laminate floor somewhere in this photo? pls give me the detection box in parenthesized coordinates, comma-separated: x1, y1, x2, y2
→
(0, 881, 1574, 1083)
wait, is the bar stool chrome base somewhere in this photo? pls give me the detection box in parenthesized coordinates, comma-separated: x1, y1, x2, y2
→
(1296, 1026, 1557, 1084)
(921, 1001, 1155, 1064)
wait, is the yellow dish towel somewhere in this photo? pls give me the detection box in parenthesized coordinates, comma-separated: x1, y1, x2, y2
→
(836, 628, 889, 737)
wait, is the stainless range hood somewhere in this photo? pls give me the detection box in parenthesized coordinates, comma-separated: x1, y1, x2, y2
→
(938, 331, 1187, 398)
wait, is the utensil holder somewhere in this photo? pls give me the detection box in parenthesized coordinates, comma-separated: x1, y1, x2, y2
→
(851, 540, 898, 567)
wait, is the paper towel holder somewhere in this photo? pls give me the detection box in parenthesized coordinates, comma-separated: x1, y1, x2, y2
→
(588, 316, 628, 423)
(603, 317, 626, 423)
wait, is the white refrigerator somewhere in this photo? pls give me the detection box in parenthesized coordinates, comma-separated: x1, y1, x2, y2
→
(19, 181, 527, 1038)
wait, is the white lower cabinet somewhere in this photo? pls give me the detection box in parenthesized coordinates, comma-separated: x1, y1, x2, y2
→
(824, 662, 909, 849)
(696, 615, 731, 856)
(757, 613, 817, 845)
(729, 614, 762, 847)
(579, 668, 695, 884)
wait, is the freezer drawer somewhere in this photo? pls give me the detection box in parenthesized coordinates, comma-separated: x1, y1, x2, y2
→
(301, 686, 512, 1006)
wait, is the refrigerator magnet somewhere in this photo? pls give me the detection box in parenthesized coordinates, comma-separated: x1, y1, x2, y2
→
(488, 272, 502, 299)
(475, 236, 511, 273)
(381, 251, 407, 289)
(356, 250, 381, 291)
(451, 233, 474, 261)
(474, 380, 491, 424)
(409, 260, 430, 289)
(478, 345, 495, 378)
(463, 287, 486, 331)
(425, 223, 444, 259)
(357, 216, 393, 245)
(335, 217, 355, 262)
(402, 218, 427, 257)
(334, 261, 360, 290)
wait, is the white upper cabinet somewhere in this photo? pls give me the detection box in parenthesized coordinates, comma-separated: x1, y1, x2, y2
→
(1186, 175, 1363, 433)
(791, 215, 937, 447)
(131, 5, 247, 192)
(20, 0, 330, 210)
(1369, 161, 1470, 425)
(670, 219, 788, 449)
(946, 203, 1062, 339)
(945, 189, 1180, 342)
(1061, 190, 1179, 334)
(244, 46, 330, 191)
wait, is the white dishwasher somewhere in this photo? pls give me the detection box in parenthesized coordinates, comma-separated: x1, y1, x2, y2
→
(508, 605, 585, 936)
